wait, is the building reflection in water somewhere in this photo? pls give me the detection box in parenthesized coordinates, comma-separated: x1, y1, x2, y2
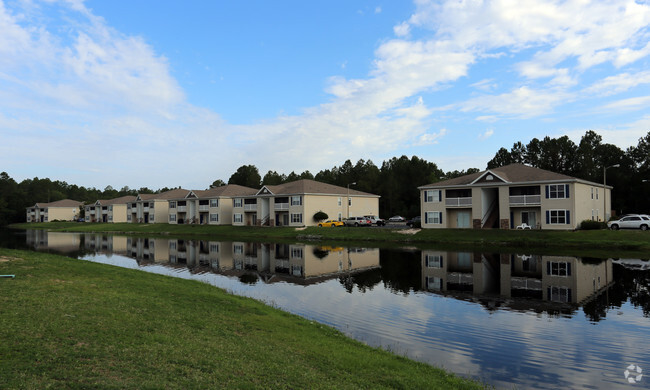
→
(422, 250, 613, 312)
(121, 237, 380, 286)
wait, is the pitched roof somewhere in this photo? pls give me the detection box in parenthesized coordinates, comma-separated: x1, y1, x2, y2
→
(33, 199, 84, 208)
(137, 188, 190, 201)
(195, 184, 259, 198)
(419, 164, 598, 188)
(96, 196, 137, 206)
(258, 179, 378, 197)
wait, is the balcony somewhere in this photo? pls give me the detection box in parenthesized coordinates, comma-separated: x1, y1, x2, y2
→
(199, 205, 209, 211)
(445, 197, 472, 207)
(274, 202, 289, 210)
(244, 204, 257, 211)
(509, 195, 541, 206)
(177, 206, 187, 212)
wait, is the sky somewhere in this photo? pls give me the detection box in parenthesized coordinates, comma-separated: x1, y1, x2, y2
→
(1, 0, 650, 191)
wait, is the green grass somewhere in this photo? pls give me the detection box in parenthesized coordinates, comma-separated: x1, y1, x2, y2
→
(0, 249, 484, 389)
(11, 221, 650, 257)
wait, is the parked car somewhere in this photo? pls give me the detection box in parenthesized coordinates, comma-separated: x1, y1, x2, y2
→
(344, 216, 372, 227)
(388, 215, 406, 222)
(318, 220, 344, 227)
(406, 216, 421, 228)
(364, 215, 385, 226)
(607, 214, 650, 230)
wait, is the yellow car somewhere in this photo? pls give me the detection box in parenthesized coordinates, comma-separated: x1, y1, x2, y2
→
(318, 220, 345, 227)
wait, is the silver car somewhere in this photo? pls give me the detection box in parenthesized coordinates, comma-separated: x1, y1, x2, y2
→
(344, 217, 372, 227)
(607, 214, 650, 230)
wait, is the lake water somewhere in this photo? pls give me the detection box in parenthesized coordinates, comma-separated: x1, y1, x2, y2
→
(3, 228, 650, 389)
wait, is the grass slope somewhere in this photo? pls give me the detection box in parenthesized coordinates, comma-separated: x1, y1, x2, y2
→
(0, 249, 484, 389)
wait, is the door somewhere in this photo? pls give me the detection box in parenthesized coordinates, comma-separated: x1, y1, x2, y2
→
(522, 212, 536, 228)
(457, 211, 470, 228)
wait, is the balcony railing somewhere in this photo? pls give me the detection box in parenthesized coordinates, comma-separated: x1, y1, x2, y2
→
(509, 195, 541, 206)
(445, 197, 472, 207)
(199, 205, 209, 211)
(177, 206, 187, 212)
(274, 202, 289, 210)
(244, 204, 257, 211)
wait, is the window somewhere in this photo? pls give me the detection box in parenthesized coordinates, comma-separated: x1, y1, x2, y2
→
(149, 202, 154, 208)
(210, 213, 219, 222)
(233, 213, 243, 223)
(170, 201, 176, 208)
(338, 212, 342, 221)
(169, 214, 176, 222)
(549, 286, 571, 302)
(210, 199, 218, 208)
(291, 247, 303, 259)
(149, 215, 154, 222)
(233, 244, 244, 254)
(291, 213, 303, 223)
(108, 216, 112, 221)
(338, 197, 342, 206)
(127, 214, 132, 221)
(425, 254, 443, 268)
(547, 261, 571, 276)
(547, 210, 570, 224)
(109, 206, 113, 211)
(546, 184, 569, 199)
(424, 190, 441, 203)
(291, 196, 302, 206)
(169, 241, 176, 250)
(234, 198, 243, 208)
(86, 206, 90, 211)
(348, 198, 351, 206)
(595, 188, 599, 200)
(425, 211, 442, 224)
(210, 243, 219, 253)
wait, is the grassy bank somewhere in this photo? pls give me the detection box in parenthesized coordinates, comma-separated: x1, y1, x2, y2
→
(0, 249, 483, 389)
(11, 221, 650, 255)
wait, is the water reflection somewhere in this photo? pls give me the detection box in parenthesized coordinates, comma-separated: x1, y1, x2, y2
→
(16, 230, 650, 389)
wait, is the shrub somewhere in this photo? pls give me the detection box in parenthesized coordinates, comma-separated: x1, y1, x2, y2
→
(579, 219, 606, 230)
(313, 211, 328, 221)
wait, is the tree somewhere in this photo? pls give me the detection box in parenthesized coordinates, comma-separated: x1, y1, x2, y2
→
(262, 171, 284, 185)
(210, 179, 226, 188)
(228, 165, 261, 188)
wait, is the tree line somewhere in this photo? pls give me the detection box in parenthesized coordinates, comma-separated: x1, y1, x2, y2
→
(1, 130, 649, 225)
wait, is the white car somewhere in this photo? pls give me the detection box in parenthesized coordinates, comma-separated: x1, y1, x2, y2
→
(607, 214, 650, 230)
(388, 215, 405, 222)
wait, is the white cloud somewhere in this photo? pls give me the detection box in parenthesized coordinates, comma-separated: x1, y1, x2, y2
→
(478, 129, 494, 140)
(460, 86, 571, 118)
(584, 71, 650, 96)
(600, 96, 650, 112)
(414, 128, 447, 146)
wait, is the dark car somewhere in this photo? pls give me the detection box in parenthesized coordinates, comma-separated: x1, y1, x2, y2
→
(406, 216, 421, 228)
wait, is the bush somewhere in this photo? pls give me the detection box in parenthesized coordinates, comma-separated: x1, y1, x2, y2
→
(579, 219, 606, 230)
(313, 211, 328, 222)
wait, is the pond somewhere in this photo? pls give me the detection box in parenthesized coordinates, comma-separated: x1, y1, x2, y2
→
(3, 229, 650, 389)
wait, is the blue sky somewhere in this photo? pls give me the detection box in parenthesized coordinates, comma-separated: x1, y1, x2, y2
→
(1, 0, 650, 190)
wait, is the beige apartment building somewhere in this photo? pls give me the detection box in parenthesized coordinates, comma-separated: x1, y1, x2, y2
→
(85, 195, 136, 223)
(26, 199, 83, 222)
(231, 179, 380, 227)
(418, 164, 611, 230)
(127, 189, 189, 224)
(167, 184, 257, 225)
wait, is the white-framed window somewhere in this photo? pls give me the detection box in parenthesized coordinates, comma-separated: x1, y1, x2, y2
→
(546, 184, 568, 199)
(425, 254, 443, 268)
(424, 190, 441, 203)
(210, 243, 219, 253)
(338, 197, 342, 206)
(85, 216, 90, 222)
(169, 241, 176, 250)
(169, 214, 176, 222)
(338, 212, 342, 221)
(233, 213, 243, 223)
(595, 188, 599, 200)
(291, 196, 302, 206)
(44, 216, 48, 221)
(109, 205, 113, 211)
(149, 202, 155, 208)
(108, 215, 113, 221)
(86, 206, 90, 211)
(425, 211, 442, 224)
(127, 214, 132, 221)
(549, 286, 571, 302)
(348, 198, 351, 206)
(291, 213, 303, 223)
(210, 199, 219, 208)
(426, 276, 443, 291)
(169, 201, 176, 208)
(547, 261, 571, 276)
(547, 209, 569, 224)
(291, 247, 303, 259)
(210, 213, 219, 222)
(233, 244, 244, 254)
(234, 198, 243, 208)
(149, 215, 154, 222)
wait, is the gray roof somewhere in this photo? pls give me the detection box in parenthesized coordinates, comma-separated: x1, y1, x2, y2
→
(191, 184, 259, 199)
(258, 179, 379, 197)
(96, 196, 137, 206)
(137, 188, 190, 201)
(32, 199, 84, 208)
(419, 164, 603, 189)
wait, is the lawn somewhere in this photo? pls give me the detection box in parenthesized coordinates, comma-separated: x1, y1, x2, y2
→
(0, 248, 484, 389)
